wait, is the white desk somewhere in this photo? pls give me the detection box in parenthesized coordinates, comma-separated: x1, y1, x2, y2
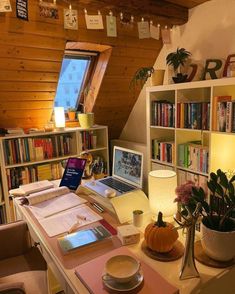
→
(13, 193, 235, 294)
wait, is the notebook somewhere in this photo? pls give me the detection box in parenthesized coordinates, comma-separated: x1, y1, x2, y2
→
(75, 246, 179, 294)
(84, 146, 144, 197)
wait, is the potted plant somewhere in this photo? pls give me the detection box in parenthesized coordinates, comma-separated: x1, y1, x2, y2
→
(166, 48, 191, 83)
(78, 85, 94, 129)
(67, 107, 77, 121)
(130, 67, 154, 89)
(175, 169, 235, 262)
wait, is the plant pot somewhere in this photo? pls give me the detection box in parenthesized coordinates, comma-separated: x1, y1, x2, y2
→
(78, 113, 94, 129)
(172, 73, 188, 83)
(201, 218, 235, 262)
(150, 70, 165, 86)
(67, 111, 76, 121)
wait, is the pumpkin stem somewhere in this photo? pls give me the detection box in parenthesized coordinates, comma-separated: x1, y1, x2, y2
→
(156, 211, 166, 227)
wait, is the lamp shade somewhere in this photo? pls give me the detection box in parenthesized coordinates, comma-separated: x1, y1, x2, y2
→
(54, 107, 65, 129)
(148, 170, 177, 217)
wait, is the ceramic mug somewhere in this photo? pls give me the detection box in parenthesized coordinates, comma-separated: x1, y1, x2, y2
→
(102, 255, 140, 284)
(133, 210, 144, 227)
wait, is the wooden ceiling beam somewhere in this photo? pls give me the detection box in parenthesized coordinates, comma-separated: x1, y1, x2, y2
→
(71, 0, 188, 25)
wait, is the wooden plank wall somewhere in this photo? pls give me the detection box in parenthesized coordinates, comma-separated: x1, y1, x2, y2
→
(0, 0, 163, 139)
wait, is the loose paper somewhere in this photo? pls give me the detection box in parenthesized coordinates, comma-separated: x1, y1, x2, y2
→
(85, 14, 104, 29)
(0, 0, 12, 12)
(150, 24, 160, 40)
(64, 9, 78, 30)
(16, 0, 28, 21)
(106, 15, 117, 37)
(39, 2, 59, 19)
(137, 21, 150, 39)
(161, 28, 171, 44)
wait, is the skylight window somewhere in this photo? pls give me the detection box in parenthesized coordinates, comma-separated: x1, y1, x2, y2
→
(54, 51, 97, 111)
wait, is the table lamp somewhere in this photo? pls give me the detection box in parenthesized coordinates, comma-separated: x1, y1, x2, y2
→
(54, 107, 65, 129)
(148, 170, 177, 219)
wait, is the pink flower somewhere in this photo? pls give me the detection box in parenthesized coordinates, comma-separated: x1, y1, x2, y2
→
(175, 181, 195, 205)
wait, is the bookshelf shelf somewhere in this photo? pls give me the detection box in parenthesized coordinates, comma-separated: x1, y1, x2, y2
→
(146, 77, 235, 190)
(0, 125, 109, 223)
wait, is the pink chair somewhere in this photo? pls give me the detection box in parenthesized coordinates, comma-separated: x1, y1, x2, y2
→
(0, 221, 48, 294)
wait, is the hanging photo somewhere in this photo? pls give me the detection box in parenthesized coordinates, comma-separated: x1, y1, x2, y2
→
(106, 15, 117, 37)
(85, 14, 104, 30)
(64, 9, 78, 30)
(137, 21, 150, 39)
(150, 23, 160, 40)
(16, 0, 28, 21)
(161, 28, 171, 44)
(38, 1, 59, 19)
(0, 0, 12, 12)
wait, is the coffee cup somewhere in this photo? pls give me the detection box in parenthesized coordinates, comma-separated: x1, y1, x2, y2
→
(102, 255, 140, 284)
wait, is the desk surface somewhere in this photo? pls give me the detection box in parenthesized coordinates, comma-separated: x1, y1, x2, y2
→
(13, 189, 235, 294)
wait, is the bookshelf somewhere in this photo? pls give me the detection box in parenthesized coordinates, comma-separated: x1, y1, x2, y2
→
(0, 125, 109, 223)
(146, 77, 235, 192)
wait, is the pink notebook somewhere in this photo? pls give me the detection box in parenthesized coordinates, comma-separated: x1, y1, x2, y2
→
(75, 247, 179, 294)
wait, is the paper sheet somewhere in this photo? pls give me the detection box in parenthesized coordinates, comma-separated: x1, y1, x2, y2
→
(28, 193, 87, 218)
(39, 205, 102, 237)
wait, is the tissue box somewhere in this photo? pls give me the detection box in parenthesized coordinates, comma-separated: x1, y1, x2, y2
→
(117, 225, 140, 245)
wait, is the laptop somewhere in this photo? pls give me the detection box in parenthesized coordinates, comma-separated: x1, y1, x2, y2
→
(84, 146, 143, 197)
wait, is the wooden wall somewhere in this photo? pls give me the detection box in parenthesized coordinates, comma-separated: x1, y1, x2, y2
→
(0, 0, 164, 139)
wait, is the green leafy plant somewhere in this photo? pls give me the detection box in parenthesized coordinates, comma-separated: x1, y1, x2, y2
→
(67, 107, 77, 112)
(175, 169, 235, 232)
(130, 67, 154, 89)
(166, 48, 191, 74)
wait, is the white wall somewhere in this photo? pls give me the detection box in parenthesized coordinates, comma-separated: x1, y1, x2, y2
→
(120, 0, 235, 143)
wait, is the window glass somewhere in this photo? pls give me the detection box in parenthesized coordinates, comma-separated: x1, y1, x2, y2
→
(54, 55, 90, 110)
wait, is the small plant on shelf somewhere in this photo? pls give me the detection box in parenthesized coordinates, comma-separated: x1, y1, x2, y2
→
(67, 107, 77, 121)
(130, 67, 154, 89)
(166, 47, 191, 83)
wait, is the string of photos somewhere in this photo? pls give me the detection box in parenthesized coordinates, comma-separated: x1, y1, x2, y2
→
(0, 0, 175, 43)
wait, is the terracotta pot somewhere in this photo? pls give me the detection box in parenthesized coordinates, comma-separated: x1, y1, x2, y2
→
(67, 111, 76, 121)
(201, 219, 235, 262)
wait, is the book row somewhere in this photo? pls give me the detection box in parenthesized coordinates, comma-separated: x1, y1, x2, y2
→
(213, 96, 235, 132)
(152, 139, 175, 164)
(3, 135, 73, 165)
(177, 102, 210, 130)
(6, 162, 63, 190)
(151, 100, 175, 127)
(177, 169, 208, 196)
(178, 142, 209, 174)
(80, 131, 97, 151)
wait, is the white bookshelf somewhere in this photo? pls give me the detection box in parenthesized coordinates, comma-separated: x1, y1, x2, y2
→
(146, 77, 235, 188)
(0, 125, 109, 222)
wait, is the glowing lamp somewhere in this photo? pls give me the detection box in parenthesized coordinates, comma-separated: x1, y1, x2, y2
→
(54, 107, 65, 129)
(148, 170, 177, 218)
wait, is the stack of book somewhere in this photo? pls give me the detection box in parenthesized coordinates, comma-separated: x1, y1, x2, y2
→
(177, 101, 210, 130)
(212, 95, 235, 132)
(178, 141, 209, 174)
(152, 139, 175, 164)
(151, 100, 175, 127)
(80, 131, 97, 150)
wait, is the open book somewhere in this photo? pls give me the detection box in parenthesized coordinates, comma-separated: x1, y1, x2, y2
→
(24, 186, 88, 219)
(19, 180, 54, 196)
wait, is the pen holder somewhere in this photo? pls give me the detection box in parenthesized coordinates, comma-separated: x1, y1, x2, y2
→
(133, 210, 144, 227)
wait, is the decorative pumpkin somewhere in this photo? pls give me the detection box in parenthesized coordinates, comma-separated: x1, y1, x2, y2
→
(144, 212, 178, 253)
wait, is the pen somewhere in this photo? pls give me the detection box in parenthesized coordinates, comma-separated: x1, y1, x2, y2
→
(92, 202, 104, 213)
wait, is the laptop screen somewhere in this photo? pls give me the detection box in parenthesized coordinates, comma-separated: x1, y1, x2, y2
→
(112, 146, 143, 189)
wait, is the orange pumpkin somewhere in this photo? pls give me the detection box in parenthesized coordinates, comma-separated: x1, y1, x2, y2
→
(144, 212, 178, 253)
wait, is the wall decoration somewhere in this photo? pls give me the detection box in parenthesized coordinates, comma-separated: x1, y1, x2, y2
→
(161, 27, 171, 44)
(84, 9, 104, 30)
(0, 0, 12, 12)
(16, 0, 28, 21)
(201, 59, 223, 80)
(137, 19, 150, 39)
(64, 8, 78, 30)
(150, 22, 160, 40)
(120, 12, 134, 27)
(106, 12, 117, 37)
(39, 1, 59, 19)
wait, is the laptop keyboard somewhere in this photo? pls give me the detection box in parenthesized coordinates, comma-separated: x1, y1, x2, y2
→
(99, 178, 135, 193)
